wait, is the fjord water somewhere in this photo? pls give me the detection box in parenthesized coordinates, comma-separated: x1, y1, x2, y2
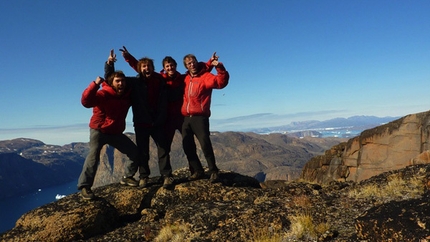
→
(0, 179, 78, 233)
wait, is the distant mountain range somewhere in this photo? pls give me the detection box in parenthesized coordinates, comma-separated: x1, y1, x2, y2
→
(0, 134, 340, 199)
(0, 115, 399, 199)
(211, 113, 399, 132)
(0, 139, 87, 199)
(247, 115, 399, 138)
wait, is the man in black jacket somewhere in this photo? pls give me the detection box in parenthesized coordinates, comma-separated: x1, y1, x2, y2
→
(105, 50, 173, 189)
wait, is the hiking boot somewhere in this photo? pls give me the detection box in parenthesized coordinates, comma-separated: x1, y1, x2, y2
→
(188, 171, 205, 181)
(120, 176, 138, 187)
(163, 176, 175, 189)
(156, 176, 164, 184)
(139, 177, 149, 188)
(209, 172, 220, 183)
(81, 187, 95, 200)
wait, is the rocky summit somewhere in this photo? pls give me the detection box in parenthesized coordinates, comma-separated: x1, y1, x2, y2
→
(2, 164, 430, 241)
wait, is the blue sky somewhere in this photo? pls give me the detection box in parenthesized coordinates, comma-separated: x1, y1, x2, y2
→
(1, 0, 429, 145)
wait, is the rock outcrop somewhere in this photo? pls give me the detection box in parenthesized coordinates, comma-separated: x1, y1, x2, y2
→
(2, 164, 430, 241)
(301, 111, 430, 183)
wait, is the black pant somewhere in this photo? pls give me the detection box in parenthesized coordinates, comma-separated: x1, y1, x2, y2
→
(182, 116, 219, 174)
(77, 129, 138, 189)
(134, 125, 172, 178)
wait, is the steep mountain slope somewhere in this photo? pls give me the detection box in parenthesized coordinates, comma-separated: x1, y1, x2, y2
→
(301, 110, 430, 183)
(0, 139, 87, 198)
(0, 153, 55, 196)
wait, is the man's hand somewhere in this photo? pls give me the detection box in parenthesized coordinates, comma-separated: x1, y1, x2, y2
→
(119, 46, 130, 57)
(210, 52, 219, 67)
(94, 76, 104, 85)
(107, 49, 117, 65)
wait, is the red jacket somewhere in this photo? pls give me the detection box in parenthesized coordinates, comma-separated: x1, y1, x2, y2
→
(182, 63, 229, 117)
(81, 81, 131, 134)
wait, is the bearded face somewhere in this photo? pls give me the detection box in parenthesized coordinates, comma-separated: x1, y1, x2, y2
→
(111, 77, 126, 95)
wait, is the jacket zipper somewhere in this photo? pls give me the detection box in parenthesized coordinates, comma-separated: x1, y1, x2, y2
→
(186, 77, 193, 114)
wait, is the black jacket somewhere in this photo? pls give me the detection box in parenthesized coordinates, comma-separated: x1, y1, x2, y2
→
(104, 62, 167, 127)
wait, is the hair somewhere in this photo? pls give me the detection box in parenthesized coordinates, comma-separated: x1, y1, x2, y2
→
(106, 71, 125, 86)
(137, 57, 155, 72)
(162, 56, 177, 67)
(183, 54, 197, 68)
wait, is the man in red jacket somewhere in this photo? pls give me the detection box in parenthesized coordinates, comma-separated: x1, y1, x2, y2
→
(77, 60, 139, 200)
(158, 55, 215, 165)
(182, 53, 229, 183)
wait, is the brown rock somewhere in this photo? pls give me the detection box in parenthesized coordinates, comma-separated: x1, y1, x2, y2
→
(2, 165, 430, 241)
(356, 193, 430, 241)
(301, 111, 430, 184)
(2, 193, 119, 241)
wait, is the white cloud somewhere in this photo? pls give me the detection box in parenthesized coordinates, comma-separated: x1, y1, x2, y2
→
(210, 110, 347, 131)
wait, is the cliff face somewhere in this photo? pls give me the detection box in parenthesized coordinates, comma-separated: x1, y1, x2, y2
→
(0, 139, 87, 199)
(2, 165, 430, 241)
(301, 111, 430, 183)
(0, 153, 56, 195)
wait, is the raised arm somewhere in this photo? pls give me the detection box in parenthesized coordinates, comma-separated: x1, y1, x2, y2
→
(81, 76, 104, 108)
(104, 49, 116, 79)
(203, 51, 217, 72)
(120, 46, 139, 73)
(208, 53, 229, 89)
(210, 52, 219, 67)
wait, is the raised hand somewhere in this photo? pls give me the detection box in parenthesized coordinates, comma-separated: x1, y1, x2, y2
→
(210, 52, 219, 66)
(94, 76, 104, 85)
(119, 46, 129, 57)
(107, 49, 117, 65)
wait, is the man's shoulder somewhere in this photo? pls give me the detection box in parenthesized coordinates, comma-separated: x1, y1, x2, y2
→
(196, 71, 214, 79)
(152, 72, 165, 80)
(100, 85, 116, 96)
